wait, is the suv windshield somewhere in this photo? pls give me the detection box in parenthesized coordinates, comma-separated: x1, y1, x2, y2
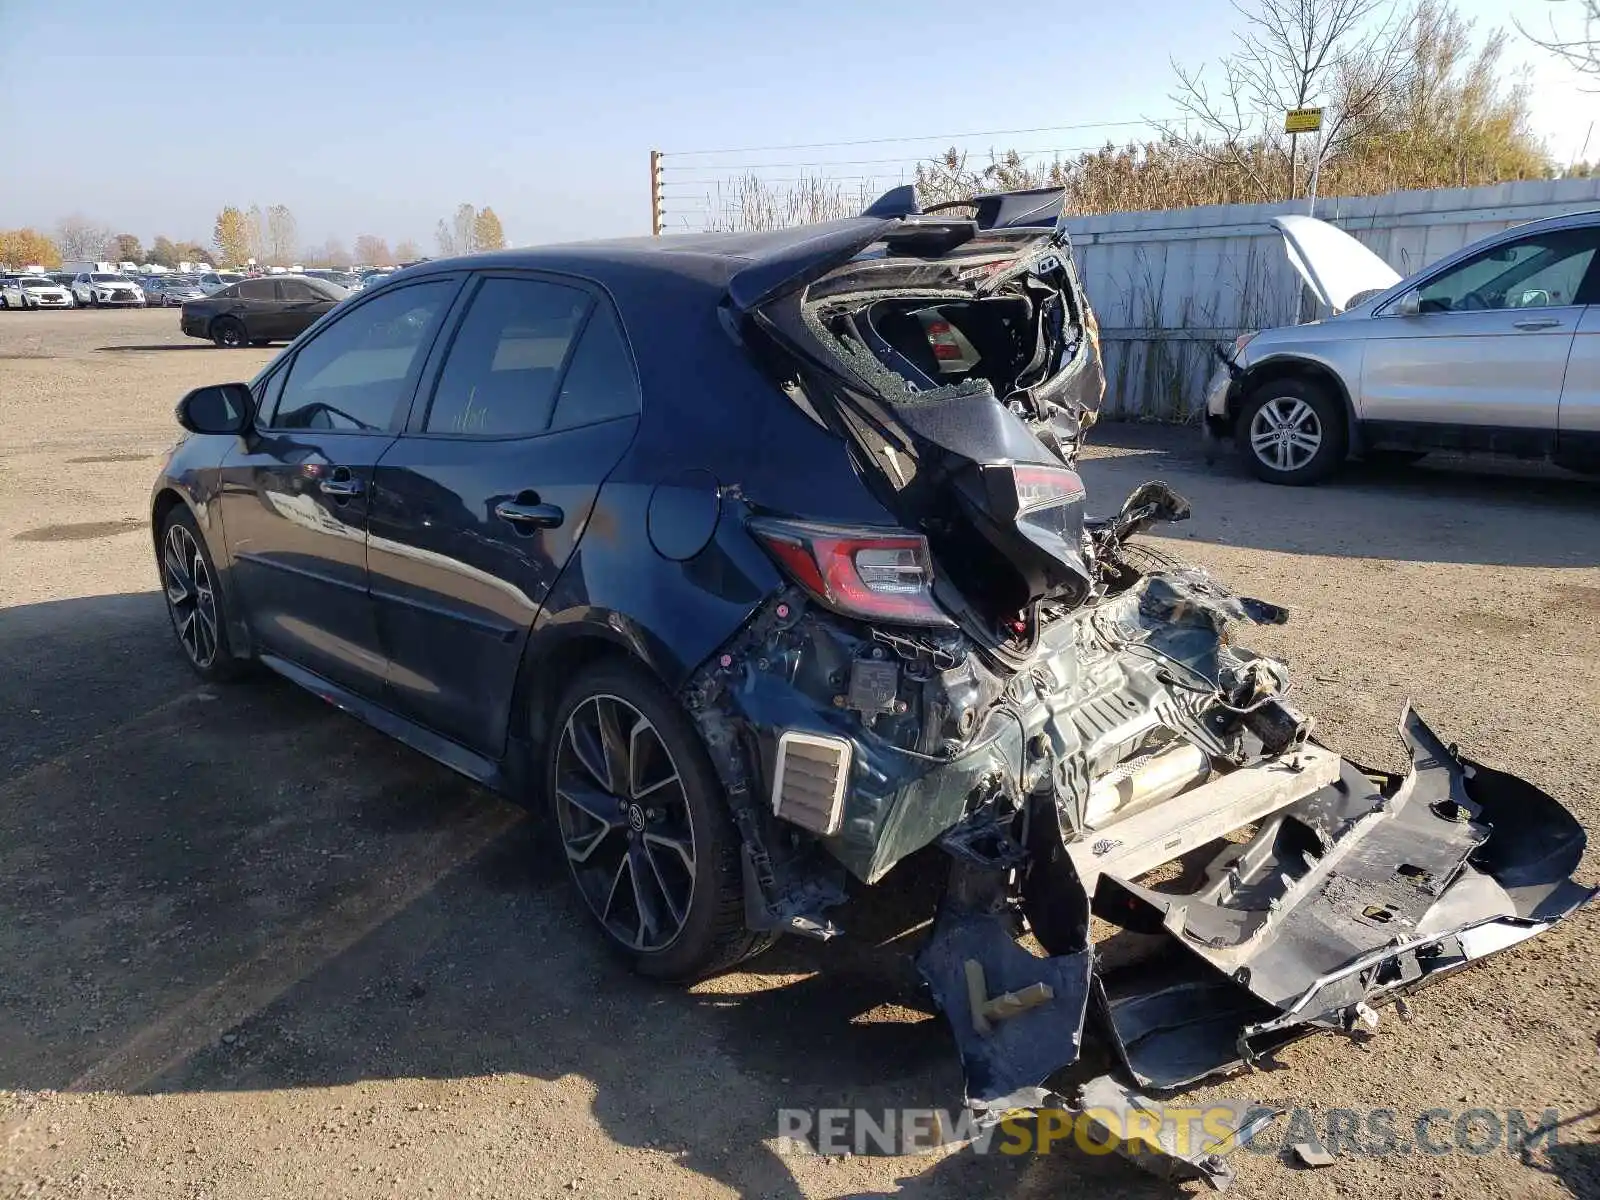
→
(90, 273, 128, 283)
(18, 277, 53, 287)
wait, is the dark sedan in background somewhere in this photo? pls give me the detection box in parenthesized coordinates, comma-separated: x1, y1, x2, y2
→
(180, 274, 346, 347)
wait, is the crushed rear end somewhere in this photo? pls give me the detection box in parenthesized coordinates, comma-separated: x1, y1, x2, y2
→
(680, 187, 1593, 1183)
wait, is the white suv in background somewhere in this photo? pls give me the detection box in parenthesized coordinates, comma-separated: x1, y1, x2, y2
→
(1205, 210, 1600, 484)
(71, 272, 146, 307)
(197, 271, 246, 295)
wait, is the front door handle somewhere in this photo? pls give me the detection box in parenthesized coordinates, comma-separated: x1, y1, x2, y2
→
(495, 499, 564, 531)
(1512, 317, 1562, 330)
(319, 468, 364, 498)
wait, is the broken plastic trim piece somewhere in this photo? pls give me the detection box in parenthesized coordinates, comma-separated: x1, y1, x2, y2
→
(916, 855, 1093, 1118)
(1095, 705, 1596, 1086)
(1076, 1075, 1278, 1192)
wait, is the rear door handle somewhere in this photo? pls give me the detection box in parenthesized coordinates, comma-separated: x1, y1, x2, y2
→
(1512, 317, 1562, 330)
(495, 500, 564, 531)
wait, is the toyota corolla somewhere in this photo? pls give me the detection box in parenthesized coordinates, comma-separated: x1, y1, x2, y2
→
(148, 187, 1592, 1181)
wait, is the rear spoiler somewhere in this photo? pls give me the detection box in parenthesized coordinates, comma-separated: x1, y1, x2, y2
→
(728, 186, 1069, 312)
(867, 185, 1067, 231)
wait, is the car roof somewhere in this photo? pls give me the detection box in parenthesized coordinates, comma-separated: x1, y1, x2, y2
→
(397, 220, 897, 295)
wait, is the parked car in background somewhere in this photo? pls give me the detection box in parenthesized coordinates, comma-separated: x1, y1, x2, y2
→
(145, 276, 207, 307)
(197, 271, 246, 295)
(179, 274, 346, 347)
(70, 272, 145, 307)
(352, 271, 391, 293)
(1, 274, 76, 309)
(46, 272, 78, 291)
(1206, 210, 1600, 484)
(303, 269, 360, 290)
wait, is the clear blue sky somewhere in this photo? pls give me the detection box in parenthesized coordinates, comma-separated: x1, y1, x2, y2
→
(0, 0, 1590, 253)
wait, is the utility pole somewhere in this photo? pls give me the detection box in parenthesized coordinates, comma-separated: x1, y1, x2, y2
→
(649, 150, 664, 236)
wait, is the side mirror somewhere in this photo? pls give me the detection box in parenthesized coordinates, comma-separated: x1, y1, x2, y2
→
(176, 382, 254, 434)
(1396, 290, 1422, 317)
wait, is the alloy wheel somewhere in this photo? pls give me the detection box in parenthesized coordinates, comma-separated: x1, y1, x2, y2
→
(555, 694, 697, 952)
(1249, 396, 1323, 473)
(162, 523, 219, 669)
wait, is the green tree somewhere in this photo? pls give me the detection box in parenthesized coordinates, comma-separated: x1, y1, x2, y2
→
(110, 233, 143, 264)
(173, 241, 211, 266)
(147, 236, 178, 267)
(472, 207, 507, 250)
(214, 207, 251, 266)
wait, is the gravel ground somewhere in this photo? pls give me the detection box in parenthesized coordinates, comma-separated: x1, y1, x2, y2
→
(1, 309, 1597, 1199)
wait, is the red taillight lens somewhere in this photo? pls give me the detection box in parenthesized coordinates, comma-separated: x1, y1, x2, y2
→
(748, 517, 955, 628)
(1007, 463, 1086, 514)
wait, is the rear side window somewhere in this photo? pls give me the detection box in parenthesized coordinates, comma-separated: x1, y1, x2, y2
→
(549, 304, 641, 431)
(278, 278, 320, 301)
(270, 281, 455, 431)
(423, 277, 590, 436)
(238, 278, 274, 300)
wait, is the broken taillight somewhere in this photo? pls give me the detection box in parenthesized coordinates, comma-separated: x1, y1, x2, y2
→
(748, 516, 955, 628)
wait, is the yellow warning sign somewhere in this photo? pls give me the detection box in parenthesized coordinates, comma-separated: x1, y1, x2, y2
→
(1285, 107, 1324, 134)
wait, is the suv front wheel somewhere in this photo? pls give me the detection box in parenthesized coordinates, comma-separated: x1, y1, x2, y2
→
(1237, 378, 1346, 485)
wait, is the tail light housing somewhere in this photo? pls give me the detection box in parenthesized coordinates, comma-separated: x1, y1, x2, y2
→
(748, 516, 955, 628)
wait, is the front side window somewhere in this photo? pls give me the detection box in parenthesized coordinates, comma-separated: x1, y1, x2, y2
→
(270, 281, 455, 432)
(1417, 229, 1600, 313)
(423, 277, 590, 436)
(278, 279, 320, 301)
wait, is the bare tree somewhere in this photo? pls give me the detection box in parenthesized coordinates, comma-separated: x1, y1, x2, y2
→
(353, 234, 392, 265)
(266, 205, 298, 265)
(394, 239, 422, 262)
(1518, 0, 1598, 81)
(244, 205, 265, 264)
(55, 214, 113, 260)
(1167, 0, 1414, 199)
(435, 203, 481, 255)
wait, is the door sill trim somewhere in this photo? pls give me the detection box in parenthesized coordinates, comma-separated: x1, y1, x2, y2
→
(258, 652, 505, 789)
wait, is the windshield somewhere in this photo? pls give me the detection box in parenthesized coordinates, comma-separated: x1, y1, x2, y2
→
(218, 272, 244, 283)
(18, 277, 54, 287)
(90, 273, 129, 283)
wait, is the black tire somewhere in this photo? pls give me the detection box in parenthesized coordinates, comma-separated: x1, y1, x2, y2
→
(1236, 377, 1346, 485)
(157, 506, 245, 682)
(546, 659, 768, 981)
(0, 296, 8, 310)
(211, 317, 247, 348)
(89, 293, 99, 308)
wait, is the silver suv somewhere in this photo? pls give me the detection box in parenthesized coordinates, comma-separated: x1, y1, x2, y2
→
(1205, 210, 1600, 484)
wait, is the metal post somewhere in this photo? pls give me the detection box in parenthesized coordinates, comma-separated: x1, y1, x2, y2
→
(649, 150, 664, 237)
(1307, 127, 1323, 218)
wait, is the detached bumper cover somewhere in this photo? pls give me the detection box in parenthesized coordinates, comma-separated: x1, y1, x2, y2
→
(1095, 706, 1595, 1088)
(918, 706, 1593, 1118)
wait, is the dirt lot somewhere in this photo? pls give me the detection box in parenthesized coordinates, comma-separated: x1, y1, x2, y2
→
(2, 308, 1598, 1199)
